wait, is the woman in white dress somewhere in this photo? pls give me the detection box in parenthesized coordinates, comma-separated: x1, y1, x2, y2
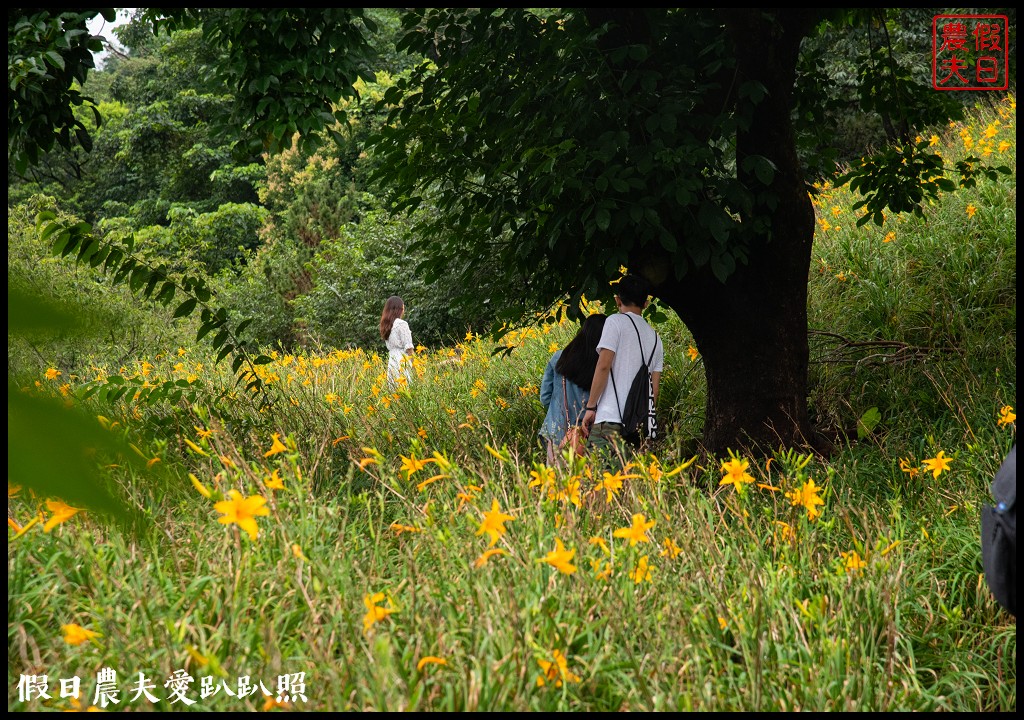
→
(380, 295, 414, 389)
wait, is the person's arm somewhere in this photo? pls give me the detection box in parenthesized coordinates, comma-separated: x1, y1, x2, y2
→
(651, 371, 661, 407)
(582, 348, 615, 433)
(402, 320, 414, 355)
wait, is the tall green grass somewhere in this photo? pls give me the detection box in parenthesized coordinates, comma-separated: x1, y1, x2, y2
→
(7, 95, 1016, 711)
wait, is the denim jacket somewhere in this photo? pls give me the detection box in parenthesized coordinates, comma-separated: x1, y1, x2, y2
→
(539, 350, 590, 442)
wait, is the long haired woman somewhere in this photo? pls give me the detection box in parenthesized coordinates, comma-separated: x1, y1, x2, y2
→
(380, 295, 414, 389)
(538, 313, 607, 465)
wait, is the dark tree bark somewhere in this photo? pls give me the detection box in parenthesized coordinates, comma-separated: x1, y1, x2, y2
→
(648, 10, 823, 456)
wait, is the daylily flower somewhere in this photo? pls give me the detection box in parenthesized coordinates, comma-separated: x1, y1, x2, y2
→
(719, 457, 755, 488)
(660, 537, 682, 559)
(43, 500, 81, 532)
(363, 592, 397, 633)
(613, 513, 656, 546)
(214, 490, 270, 541)
(536, 649, 580, 687)
(263, 433, 288, 458)
(786, 478, 825, 521)
(630, 555, 653, 584)
(400, 453, 434, 478)
(841, 550, 866, 573)
(922, 451, 953, 479)
(997, 405, 1015, 427)
(265, 469, 286, 491)
(62, 623, 101, 646)
(595, 470, 626, 502)
(538, 538, 576, 575)
(476, 499, 515, 547)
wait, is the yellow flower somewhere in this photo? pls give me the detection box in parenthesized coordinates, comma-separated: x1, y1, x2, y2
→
(62, 623, 101, 646)
(476, 499, 515, 547)
(883, 231, 896, 243)
(263, 433, 288, 458)
(774, 521, 796, 544)
(929, 134, 939, 146)
(536, 649, 580, 688)
(390, 522, 421, 535)
(43, 499, 81, 532)
(997, 405, 1015, 427)
(417, 656, 448, 671)
(417, 427, 428, 440)
(263, 696, 290, 710)
(45, 367, 61, 380)
(841, 550, 866, 573)
(595, 470, 627, 502)
(194, 425, 213, 440)
(898, 457, 919, 478)
(998, 140, 1011, 152)
(529, 465, 555, 489)
(265, 469, 286, 491)
(363, 592, 397, 633)
(613, 513, 656, 546)
(213, 490, 270, 541)
(400, 452, 434, 478)
(966, 204, 977, 218)
(629, 555, 653, 584)
(538, 537, 577, 575)
(719, 457, 755, 488)
(922, 450, 953, 479)
(555, 477, 582, 508)
(687, 345, 699, 361)
(660, 537, 682, 559)
(785, 478, 825, 521)
(473, 548, 509, 568)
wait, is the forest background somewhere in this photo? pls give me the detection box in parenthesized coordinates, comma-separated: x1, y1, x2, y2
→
(7, 8, 1017, 712)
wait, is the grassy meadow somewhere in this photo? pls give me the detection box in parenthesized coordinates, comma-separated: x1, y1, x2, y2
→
(7, 95, 1017, 711)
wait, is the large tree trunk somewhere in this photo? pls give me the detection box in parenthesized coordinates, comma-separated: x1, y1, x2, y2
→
(650, 10, 821, 457)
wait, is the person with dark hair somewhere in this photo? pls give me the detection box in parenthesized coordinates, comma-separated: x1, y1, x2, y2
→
(582, 275, 664, 468)
(380, 295, 414, 389)
(539, 313, 608, 466)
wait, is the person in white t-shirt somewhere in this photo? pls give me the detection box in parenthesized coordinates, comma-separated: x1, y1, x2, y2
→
(380, 295, 414, 389)
(582, 275, 664, 468)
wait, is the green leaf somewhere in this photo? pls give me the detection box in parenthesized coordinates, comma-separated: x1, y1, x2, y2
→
(596, 208, 611, 231)
(857, 406, 882, 439)
(173, 298, 198, 319)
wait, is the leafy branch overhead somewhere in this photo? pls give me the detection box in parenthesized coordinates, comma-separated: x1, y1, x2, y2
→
(837, 140, 1012, 227)
(34, 212, 274, 407)
(8, 9, 115, 173)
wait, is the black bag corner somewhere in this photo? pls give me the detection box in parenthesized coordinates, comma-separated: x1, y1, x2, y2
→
(981, 444, 1016, 618)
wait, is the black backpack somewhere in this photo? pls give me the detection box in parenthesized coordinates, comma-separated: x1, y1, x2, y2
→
(610, 315, 659, 448)
(981, 445, 1016, 618)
